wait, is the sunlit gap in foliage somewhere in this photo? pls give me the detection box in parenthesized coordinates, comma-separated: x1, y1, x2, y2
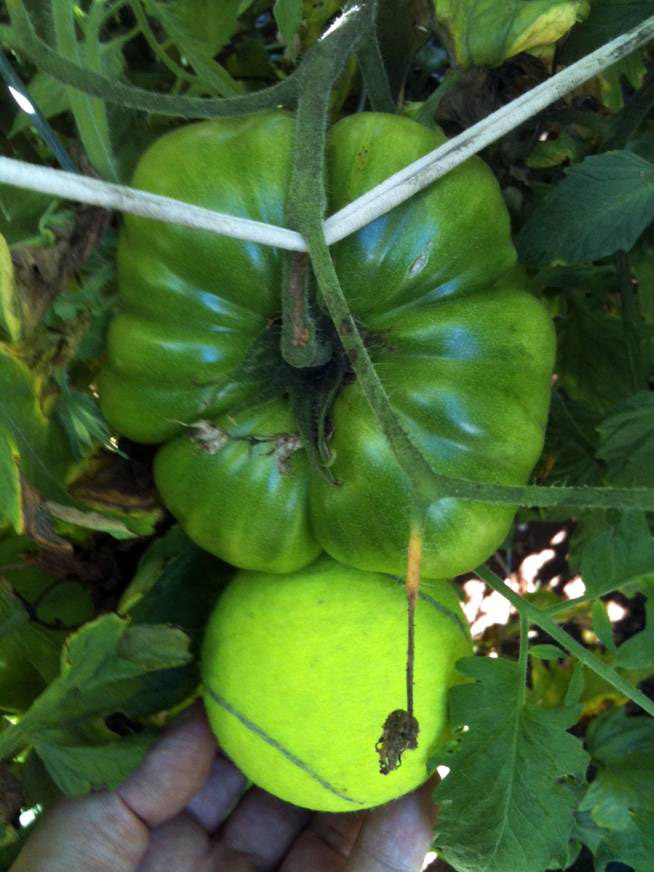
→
(564, 576, 586, 599)
(19, 805, 41, 827)
(422, 851, 438, 869)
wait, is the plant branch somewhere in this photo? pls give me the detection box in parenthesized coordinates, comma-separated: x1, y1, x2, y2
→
(0, 14, 298, 118)
(615, 249, 646, 390)
(128, 0, 198, 86)
(50, 0, 118, 180)
(281, 2, 368, 366)
(476, 565, 654, 718)
(356, 29, 395, 113)
(0, 718, 31, 762)
(518, 611, 529, 708)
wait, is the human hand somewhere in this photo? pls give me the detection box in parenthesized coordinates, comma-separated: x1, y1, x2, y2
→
(10, 703, 438, 871)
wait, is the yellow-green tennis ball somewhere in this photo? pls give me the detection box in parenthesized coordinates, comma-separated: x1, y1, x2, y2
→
(201, 555, 471, 812)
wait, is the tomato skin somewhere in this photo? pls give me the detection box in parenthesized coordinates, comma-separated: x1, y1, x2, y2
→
(100, 111, 555, 577)
(153, 401, 321, 573)
(99, 112, 294, 444)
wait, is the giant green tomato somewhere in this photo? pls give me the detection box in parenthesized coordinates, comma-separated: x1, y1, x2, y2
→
(100, 111, 555, 577)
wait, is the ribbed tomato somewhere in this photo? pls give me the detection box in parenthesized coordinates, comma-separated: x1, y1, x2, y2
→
(100, 111, 554, 576)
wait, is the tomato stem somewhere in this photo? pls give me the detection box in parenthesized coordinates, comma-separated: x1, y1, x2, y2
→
(477, 564, 654, 718)
(405, 514, 424, 721)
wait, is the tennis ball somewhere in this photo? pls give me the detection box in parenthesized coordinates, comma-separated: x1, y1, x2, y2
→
(201, 555, 471, 812)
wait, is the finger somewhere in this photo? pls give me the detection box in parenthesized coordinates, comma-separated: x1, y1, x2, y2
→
(215, 787, 311, 870)
(185, 753, 248, 832)
(136, 812, 210, 872)
(342, 776, 438, 872)
(10, 793, 148, 872)
(118, 702, 217, 828)
(279, 811, 364, 872)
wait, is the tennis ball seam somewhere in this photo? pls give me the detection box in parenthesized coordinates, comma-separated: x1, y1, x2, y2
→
(204, 684, 367, 807)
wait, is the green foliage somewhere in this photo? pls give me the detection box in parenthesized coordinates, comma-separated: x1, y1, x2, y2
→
(614, 581, 654, 669)
(578, 707, 654, 870)
(0, 613, 192, 758)
(518, 151, 654, 264)
(33, 732, 156, 796)
(274, 0, 304, 46)
(432, 657, 589, 872)
(555, 292, 637, 416)
(433, 0, 588, 68)
(561, 0, 654, 60)
(0, 235, 21, 342)
(0, 346, 70, 530)
(118, 525, 229, 635)
(580, 512, 654, 596)
(597, 392, 654, 486)
(50, 1, 119, 180)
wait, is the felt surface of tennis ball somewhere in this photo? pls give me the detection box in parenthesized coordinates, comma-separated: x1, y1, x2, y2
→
(201, 556, 472, 812)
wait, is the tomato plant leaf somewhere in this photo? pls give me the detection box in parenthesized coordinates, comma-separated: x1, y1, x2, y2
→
(529, 643, 566, 659)
(0, 431, 21, 532)
(144, 0, 242, 96)
(34, 732, 156, 796)
(526, 130, 588, 168)
(555, 294, 637, 416)
(3, 615, 192, 746)
(596, 391, 654, 487)
(0, 235, 21, 342)
(631, 227, 654, 329)
(153, 0, 243, 57)
(54, 385, 113, 462)
(431, 657, 588, 872)
(0, 580, 29, 640)
(274, 0, 303, 46)
(433, 0, 587, 68)
(0, 348, 71, 532)
(119, 525, 228, 636)
(591, 600, 616, 651)
(596, 50, 648, 113)
(43, 502, 144, 540)
(518, 151, 654, 264)
(614, 581, 654, 668)
(580, 511, 654, 596)
(560, 0, 654, 61)
(578, 708, 654, 871)
(543, 393, 603, 487)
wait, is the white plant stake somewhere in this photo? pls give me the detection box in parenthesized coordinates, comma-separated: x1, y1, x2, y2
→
(0, 156, 306, 251)
(1, 12, 653, 249)
(325, 13, 654, 245)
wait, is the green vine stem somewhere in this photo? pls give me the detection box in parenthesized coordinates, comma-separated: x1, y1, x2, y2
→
(51, 0, 118, 180)
(615, 249, 647, 390)
(1, 4, 298, 118)
(0, 718, 31, 763)
(518, 611, 529, 707)
(476, 565, 654, 718)
(356, 29, 395, 113)
(128, 0, 199, 88)
(281, 2, 367, 366)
